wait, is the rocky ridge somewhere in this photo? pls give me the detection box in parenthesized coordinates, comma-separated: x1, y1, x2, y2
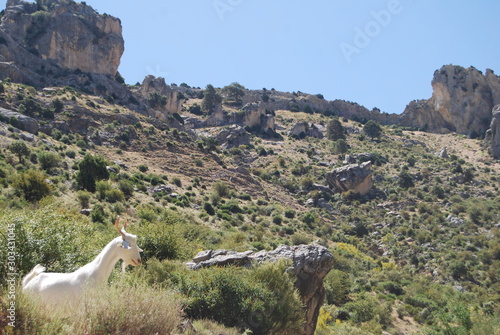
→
(400, 65, 500, 137)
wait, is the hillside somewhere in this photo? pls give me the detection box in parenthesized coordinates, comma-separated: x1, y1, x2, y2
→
(0, 1, 499, 335)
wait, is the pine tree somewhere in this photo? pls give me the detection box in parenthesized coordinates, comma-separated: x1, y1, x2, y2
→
(363, 120, 383, 140)
(201, 84, 222, 114)
(326, 119, 346, 141)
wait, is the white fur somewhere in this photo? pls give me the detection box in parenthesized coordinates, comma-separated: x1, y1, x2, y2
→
(22, 224, 142, 305)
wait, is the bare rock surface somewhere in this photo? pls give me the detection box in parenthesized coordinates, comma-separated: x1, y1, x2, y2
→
(326, 161, 373, 195)
(400, 65, 500, 137)
(485, 105, 500, 159)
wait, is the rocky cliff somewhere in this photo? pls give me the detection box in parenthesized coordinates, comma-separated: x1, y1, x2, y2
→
(485, 105, 500, 159)
(400, 65, 500, 137)
(0, 0, 123, 79)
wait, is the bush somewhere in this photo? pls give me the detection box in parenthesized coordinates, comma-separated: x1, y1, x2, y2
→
(76, 154, 109, 192)
(13, 170, 51, 202)
(213, 181, 230, 198)
(76, 190, 91, 208)
(38, 151, 61, 171)
(137, 164, 148, 172)
(344, 297, 376, 323)
(324, 269, 351, 305)
(179, 260, 303, 334)
(118, 180, 134, 199)
(332, 139, 349, 154)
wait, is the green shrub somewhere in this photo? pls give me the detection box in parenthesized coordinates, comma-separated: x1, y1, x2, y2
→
(137, 222, 181, 261)
(344, 296, 376, 323)
(324, 269, 351, 305)
(104, 188, 125, 203)
(118, 180, 134, 199)
(179, 260, 303, 334)
(203, 202, 215, 215)
(213, 181, 230, 198)
(76, 190, 91, 208)
(76, 154, 109, 192)
(13, 170, 51, 202)
(37, 151, 61, 171)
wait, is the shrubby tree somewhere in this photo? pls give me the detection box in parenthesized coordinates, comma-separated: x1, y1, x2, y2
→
(363, 120, 383, 140)
(13, 170, 51, 202)
(398, 170, 414, 188)
(201, 84, 222, 114)
(9, 141, 31, 164)
(221, 82, 245, 105)
(76, 154, 109, 192)
(326, 118, 346, 141)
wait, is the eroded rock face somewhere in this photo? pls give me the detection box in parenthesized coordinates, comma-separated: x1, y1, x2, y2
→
(136, 75, 184, 115)
(0, 107, 39, 134)
(187, 244, 334, 335)
(1, 0, 123, 77)
(216, 125, 251, 149)
(486, 105, 500, 159)
(400, 65, 500, 137)
(326, 161, 373, 195)
(288, 122, 324, 139)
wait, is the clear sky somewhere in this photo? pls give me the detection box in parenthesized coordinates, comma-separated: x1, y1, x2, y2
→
(3, 1, 500, 114)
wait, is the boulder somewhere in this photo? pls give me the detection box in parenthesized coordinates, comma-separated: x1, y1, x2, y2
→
(0, 107, 39, 134)
(186, 244, 333, 335)
(326, 161, 373, 195)
(215, 125, 251, 149)
(439, 146, 449, 159)
(288, 122, 323, 139)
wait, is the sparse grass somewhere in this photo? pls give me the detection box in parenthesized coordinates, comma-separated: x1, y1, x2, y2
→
(1, 282, 183, 335)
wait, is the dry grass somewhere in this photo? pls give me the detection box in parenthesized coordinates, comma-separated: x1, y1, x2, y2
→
(4, 282, 183, 335)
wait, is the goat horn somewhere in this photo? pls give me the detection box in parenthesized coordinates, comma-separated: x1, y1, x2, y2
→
(114, 217, 126, 239)
(123, 217, 128, 231)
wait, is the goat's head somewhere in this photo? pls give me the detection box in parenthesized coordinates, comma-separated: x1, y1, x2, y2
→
(114, 217, 143, 270)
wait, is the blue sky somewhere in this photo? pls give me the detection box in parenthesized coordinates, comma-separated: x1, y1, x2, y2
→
(4, 1, 500, 114)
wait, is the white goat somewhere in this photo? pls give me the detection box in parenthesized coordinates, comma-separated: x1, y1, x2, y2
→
(22, 217, 143, 305)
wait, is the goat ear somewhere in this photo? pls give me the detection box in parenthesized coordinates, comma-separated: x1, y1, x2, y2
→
(138, 247, 143, 253)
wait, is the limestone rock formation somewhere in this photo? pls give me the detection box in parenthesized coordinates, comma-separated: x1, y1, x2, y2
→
(0, 107, 39, 134)
(400, 65, 500, 137)
(242, 102, 275, 132)
(485, 105, 500, 159)
(1, 0, 123, 77)
(187, 244, 334, 335)
(215, 125, 251, 149)
(326, 161, 373, 195)
(288, 121, 324, 139)
(136, 75, 184, 115)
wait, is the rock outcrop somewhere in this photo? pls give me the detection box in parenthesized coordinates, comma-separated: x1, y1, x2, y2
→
(0, 107, 39, 134)
(485, 105, 500, 159)
(400, 65, 500, 137)
(326, 161, 373, 195)
(135, 75, 184, 115)
(1, 0, 123, 77)
(215, 125, 251, 149)
(288, 121, 324, 139)
(186, 244, 334, 335)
